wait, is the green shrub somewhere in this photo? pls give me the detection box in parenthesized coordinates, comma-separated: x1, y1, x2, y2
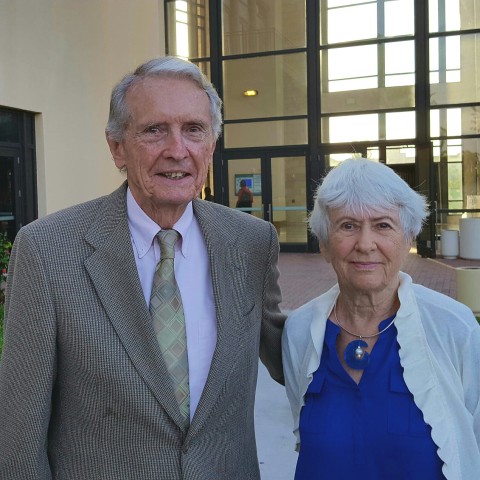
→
(0, 232, 12, 357)
(0, 303, 3, 357)
(1, 232, 12, 306)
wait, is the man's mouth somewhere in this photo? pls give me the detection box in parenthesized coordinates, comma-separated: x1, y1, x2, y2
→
(162, 172, 187, 179)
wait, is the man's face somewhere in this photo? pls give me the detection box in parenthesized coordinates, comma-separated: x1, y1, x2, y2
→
(107, 76, 216, 225)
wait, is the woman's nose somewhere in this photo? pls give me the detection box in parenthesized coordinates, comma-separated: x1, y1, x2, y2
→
(355, 228, 377, 251)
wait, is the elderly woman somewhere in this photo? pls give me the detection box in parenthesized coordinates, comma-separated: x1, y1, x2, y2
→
(282, 159, 480, 479)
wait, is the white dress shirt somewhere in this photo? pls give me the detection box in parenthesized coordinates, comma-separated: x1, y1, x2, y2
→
(126, 188, 217, 420)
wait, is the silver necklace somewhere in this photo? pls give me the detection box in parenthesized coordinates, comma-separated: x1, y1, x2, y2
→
(333, 303, 396, 370)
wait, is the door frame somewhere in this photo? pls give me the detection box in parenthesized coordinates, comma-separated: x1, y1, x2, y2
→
(222, 147, 309, 252)
(0, 107, 37, 241)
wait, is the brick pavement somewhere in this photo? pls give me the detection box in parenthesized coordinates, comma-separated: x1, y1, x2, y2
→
(277, 251, 480, 313)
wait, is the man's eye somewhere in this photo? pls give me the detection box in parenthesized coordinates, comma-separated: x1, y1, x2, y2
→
(185, 126, 208, 140)
(188, 125, 205, 134)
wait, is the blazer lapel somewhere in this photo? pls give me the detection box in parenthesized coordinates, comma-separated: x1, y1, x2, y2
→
(186, 201, 249, 438)
(83, 183, 187, 429)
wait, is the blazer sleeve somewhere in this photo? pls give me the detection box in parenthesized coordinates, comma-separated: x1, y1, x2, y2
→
(0, 227, 55, 479)
(259, 222, 286, 385)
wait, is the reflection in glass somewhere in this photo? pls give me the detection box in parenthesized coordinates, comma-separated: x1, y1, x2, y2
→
(429, 0, 480, 32)
(386, 145, 416, 164)
(322, 85, 414, 114)
(224, 119, 307, 148)
(0, 110, 19, 143)
(322, 40, 415, 93)
(430, 34, 480, 105)
(385, 0, 414, 36)
(222, 0, 305, 55)
(433, 138, 480, 217)
(227, 158, 262, 219)
(271, 156, 307, 243)
(385, 41, 415, 86)
(430, 36, 461, 84)
(166, 0, 209, 58)
(431, 107, 480, 137)
(385, 112, 415, 140)
(321, 0, 414, 45)
(324, 3, 377, 44)
(324, 114, 379, 143)
(223, 53, 307, 120)
(324, 45, 378, 92)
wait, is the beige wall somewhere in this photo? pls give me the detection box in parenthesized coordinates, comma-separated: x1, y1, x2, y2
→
(0, 0, 165, 216)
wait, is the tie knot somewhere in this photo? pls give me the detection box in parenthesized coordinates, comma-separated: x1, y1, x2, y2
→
(157, 229, 179, 260)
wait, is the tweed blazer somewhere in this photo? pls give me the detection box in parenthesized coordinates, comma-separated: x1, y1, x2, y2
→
(0, 182, 285, 479)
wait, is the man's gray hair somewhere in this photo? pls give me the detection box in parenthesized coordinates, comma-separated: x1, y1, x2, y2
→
(105, 56, 223, 142)
(309, 158, 429, 245)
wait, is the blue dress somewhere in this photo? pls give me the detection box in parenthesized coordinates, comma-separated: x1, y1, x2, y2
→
(295, 318, 445, 479)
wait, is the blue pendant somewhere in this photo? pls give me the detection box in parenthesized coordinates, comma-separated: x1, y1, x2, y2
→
(344, 339, 369, 370)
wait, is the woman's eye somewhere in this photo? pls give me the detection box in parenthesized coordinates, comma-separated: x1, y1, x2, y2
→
(378, 222, 391, 229)
(341, 223, 355, 230)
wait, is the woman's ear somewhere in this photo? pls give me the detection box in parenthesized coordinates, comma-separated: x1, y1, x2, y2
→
(320, 242, 331, 263)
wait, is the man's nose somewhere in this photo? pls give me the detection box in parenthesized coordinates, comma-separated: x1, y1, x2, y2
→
(163, 130, 188, 159)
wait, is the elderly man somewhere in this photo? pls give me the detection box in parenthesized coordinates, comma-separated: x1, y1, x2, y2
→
(0, 57, 285, 479)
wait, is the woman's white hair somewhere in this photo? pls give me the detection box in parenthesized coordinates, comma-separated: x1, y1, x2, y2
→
(309, 158, 429, 245)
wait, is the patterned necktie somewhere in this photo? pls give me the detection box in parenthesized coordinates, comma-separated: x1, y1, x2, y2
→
(150, 229, 189, 425)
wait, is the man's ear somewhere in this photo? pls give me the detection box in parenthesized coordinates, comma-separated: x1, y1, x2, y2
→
(208, 140, 217, 159)
(106, 133, 126, 170)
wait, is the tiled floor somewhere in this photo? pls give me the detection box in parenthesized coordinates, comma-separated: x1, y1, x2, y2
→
(277, 251, 480, 313)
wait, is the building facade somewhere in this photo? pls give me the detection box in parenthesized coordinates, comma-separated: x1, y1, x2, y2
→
(166, 0, 480, 255)
(1, 0, 479, 257)
(0, 0, 166, 241)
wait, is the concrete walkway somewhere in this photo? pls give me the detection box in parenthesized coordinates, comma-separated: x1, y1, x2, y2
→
(254, 251, 480, 479)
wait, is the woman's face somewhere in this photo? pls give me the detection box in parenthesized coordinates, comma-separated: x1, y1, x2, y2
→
(321, 207, 412, 296)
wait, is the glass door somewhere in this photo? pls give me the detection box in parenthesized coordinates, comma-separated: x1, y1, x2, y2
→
(225, 151, 308, 251)
(226, 156, 263, 218)
(270, 155, 307, 247)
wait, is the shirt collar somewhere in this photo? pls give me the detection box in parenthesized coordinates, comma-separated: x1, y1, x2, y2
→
(126, 187, 193, 259)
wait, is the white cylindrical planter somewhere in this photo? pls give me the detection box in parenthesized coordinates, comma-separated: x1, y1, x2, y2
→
(459, 218, 480, 260)
(456, 267, 480, 316)
(441, 229, 459, 259)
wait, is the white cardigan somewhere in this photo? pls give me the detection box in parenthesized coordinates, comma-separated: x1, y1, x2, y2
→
(282, 272, 480, 480)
